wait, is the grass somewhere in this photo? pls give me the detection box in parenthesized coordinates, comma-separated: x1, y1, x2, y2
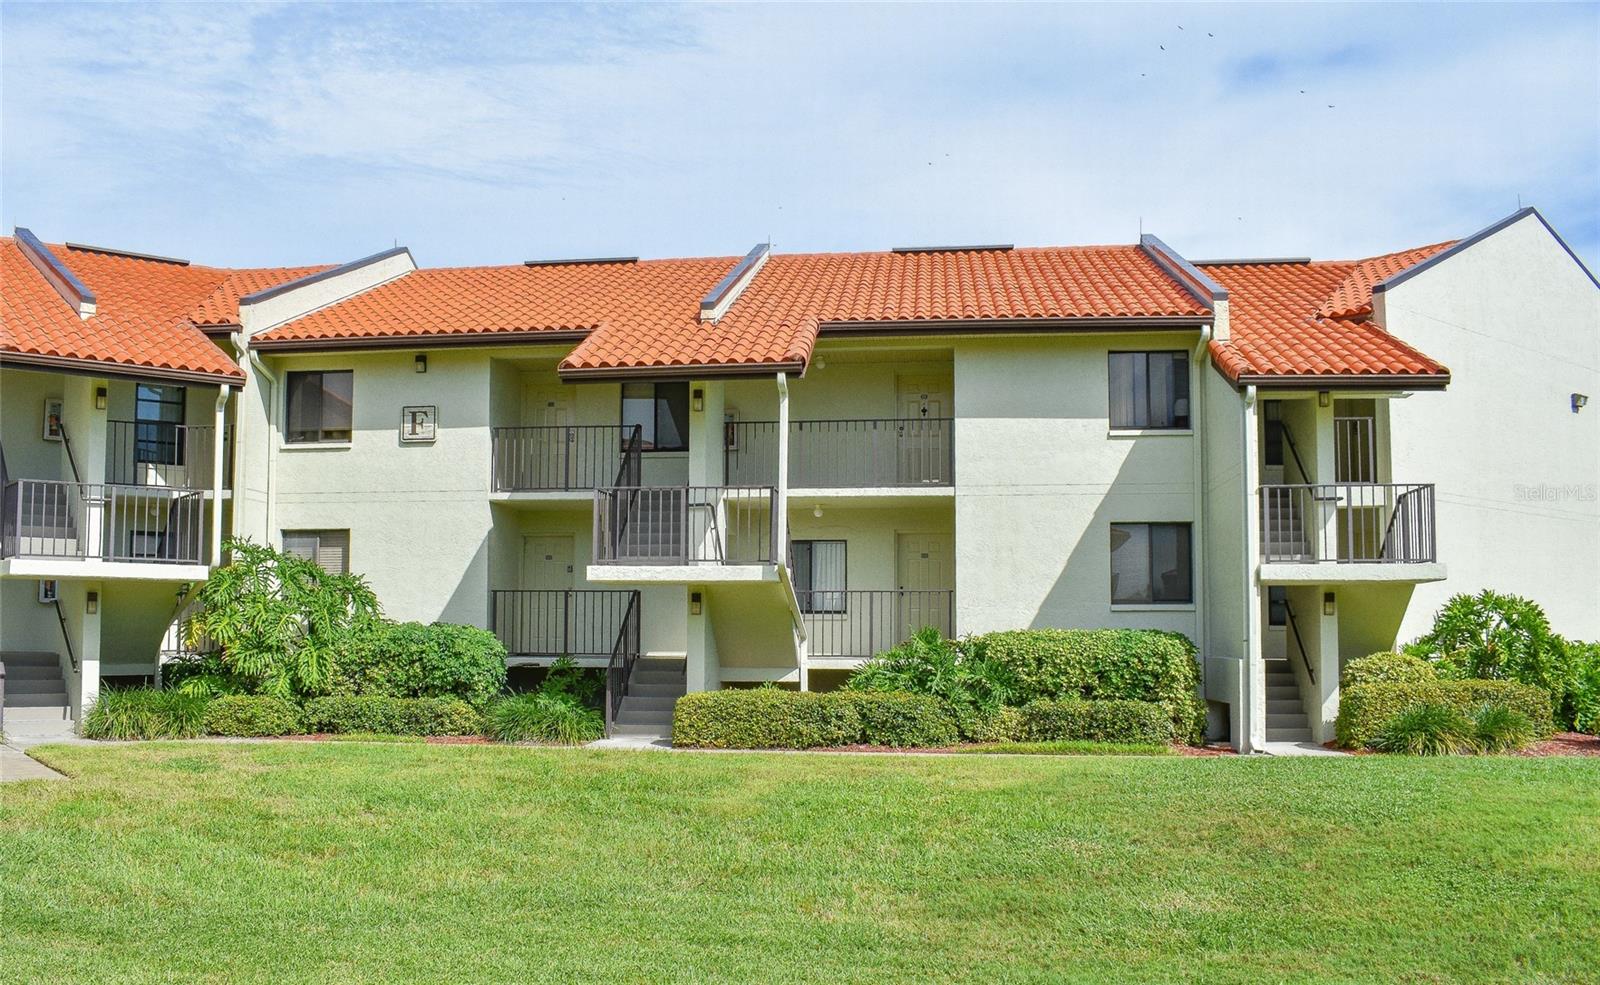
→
(3, 743, 1597, 984)
(956, 739, 1173, 756)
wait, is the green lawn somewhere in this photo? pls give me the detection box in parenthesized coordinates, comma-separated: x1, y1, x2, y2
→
(3, 743, 1597, 984)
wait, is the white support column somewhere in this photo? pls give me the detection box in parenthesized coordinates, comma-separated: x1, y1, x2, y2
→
(775, 373, 790, 560)
(62, 376, 109, 556)
(1315, 588, 1341, 742)
(1241, 387, 1266, 752)
(210, 386, 232, 565)
(1314, 393, 1338, 555)
(74, 580, 103, 723)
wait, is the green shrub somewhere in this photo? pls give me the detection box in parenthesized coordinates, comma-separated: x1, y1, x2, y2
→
(202, 695, 304, 737)
(488, 692, 603, 745)
(954, 705, 1024, 743)
(1372, 704, 1479, 755)
(303, 695, 483, 736)
(1341, 652, 1436, 689)
(81, 688, 209, 740)
(1017, 698, 1174, 745)
(672, 689, 860, 749)
(331, 621, 507, 708)
(1335, 679, 1553, 749)
(967, 629, 1203, 743)
(1565, 640, 1600, 735)
(844, 692, 959, 747)
(1473, 705, 1536, 753)
(843, 627, 1016, 717)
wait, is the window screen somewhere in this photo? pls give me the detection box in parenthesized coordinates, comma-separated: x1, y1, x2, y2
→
(282, 529, 351, 574)
(1110, 522, 1192, 604)
(1108, 352, 1190, 429)
(135, 384, 185, 465)
(286, 371, 353, 443)
(792, 540, 846, 613)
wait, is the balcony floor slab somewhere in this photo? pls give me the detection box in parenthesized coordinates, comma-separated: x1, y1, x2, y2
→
(1, 558, 210, 582)
(1257, 562, 1447, 585)
(587, 564, 778, 584)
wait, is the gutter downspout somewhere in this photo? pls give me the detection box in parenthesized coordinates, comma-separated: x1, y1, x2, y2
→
(776, 372, 805, 689)
(1191, 326, 1211, 715)
(1241, 383, 1262, 752)
(238, 331, 279, 546)
(210, 385, 232, 565)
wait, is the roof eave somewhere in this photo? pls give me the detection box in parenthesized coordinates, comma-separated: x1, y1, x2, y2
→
(248, 329, 594, 353)
(558, 360, 807, 382)
(1229, 370, 1451, 391)
(817, 315, 1212, 337)
(0, 351, 245, 388)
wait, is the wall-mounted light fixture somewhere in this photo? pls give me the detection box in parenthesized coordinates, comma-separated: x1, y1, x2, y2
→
(813, 504, 823, 519)
(86, 591, 99, 615)
(414, 354, 428, 374)
(692, 388, 705, 412)
(1317, 390, 1331, 408)
(689, 592, 703, 616)
(94, 386, 107, 410)
(1322, 592, 1335, 616)
(1574, 393, 1589, 414)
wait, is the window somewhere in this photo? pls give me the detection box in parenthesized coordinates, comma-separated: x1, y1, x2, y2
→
(282, 529, 350, 574)
(1108, 352, 1190, 429)
(621, 382, 689, 451)
(286, 371, 353, 443)
(135, 384, 185, 464)
(128, 530, 163, 560)
(1267, 586, 1288, 627)
(791, 540, 846, 613)
(1110, 522, 1192, 604)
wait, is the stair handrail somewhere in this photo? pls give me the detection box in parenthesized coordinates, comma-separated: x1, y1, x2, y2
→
(1278, 420, 1312, 485)
(59, 422, 83, 484)
(1378, 484, 1432, 562)
(1, 659, 6, 736)
(1281, 597, 1314, 685)
(603, 590, 642, 735)
(50, 597, 78, 673)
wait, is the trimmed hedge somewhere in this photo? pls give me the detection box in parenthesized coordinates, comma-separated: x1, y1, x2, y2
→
(966, 629, 1204, 743)
(330, 621, 507, 708)
(672, 689, 860, 749)
(303, 695, 484, 737)
(202, 695, 304, 737)
(1341, 651, 1437, 689)
(848, 692, 960, 747)
(1017, 698, 1174, 745)
(1335, 679, 1554, 749)
(954, 706, 1025, 744)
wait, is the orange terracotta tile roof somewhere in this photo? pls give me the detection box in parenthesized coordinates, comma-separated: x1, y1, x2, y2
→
(253, 258, 741, 361)
(1203, 242, 1455, 384)
(1, 236, 320, 383)
(188, 264, 334, 328)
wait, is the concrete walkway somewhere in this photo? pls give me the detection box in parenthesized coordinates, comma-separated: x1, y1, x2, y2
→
(0, 743, 68, 782)
(1261, 740, 1349, 757)
(586, 734, 673, 750)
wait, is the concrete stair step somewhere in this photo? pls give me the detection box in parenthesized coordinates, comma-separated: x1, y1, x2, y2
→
(1266, 685, 1301, 700)
(4, 691, 69, 707)
(630, 671, 685, 687)
(1268, 713, 1309, 729)
(613, 708, 673, 727)
(1267, 699, 1304, 715)
(2, 704, 73, 722)
(628, 682, 685, 699)
(1267, 727, 1314, 742)
(1, 652, 61, 669)
(621, 695, 678, 713)
(1266, 673, 1298, 687)
(609, 722, 671, 738)
(3, 664, 62, 681)
(5, 677, 66, 696)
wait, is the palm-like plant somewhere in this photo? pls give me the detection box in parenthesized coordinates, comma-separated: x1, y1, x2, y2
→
(188, 538, 381, 699)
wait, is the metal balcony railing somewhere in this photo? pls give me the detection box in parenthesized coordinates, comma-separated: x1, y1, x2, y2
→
(492, 424, 642, 492)
(106, 421, 232, 489)
(799, 589, 955, 659)
(1259, 482, 1436, 563)
(725, 418, 954, 488)
(490, 589, 641, 658)
(594, 485, 778, 565)
(1, 479, 206, 564)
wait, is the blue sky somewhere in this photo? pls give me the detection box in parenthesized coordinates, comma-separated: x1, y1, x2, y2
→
(3, 2, 1597, 269)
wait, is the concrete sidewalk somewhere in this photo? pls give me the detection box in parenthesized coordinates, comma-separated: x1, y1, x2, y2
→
(0, 743, 68, 782)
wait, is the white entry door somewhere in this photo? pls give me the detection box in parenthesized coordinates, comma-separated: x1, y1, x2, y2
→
(896, 378, 951, 484)
(521, 536, 575, 654)
(515, 382, 576, 489)
(895, 532, 954, 640)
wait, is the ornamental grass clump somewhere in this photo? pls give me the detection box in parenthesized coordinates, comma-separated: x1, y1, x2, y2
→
(1471, 705, 1536, 753)
(81, 688, 209, 741)
(1371, 703, 1479, 756)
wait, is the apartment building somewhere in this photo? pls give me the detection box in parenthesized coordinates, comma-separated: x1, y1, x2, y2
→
(2, 208, 1595, 750)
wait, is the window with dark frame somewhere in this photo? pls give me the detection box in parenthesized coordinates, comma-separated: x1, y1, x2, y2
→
(282, 529, 351, 574)
(1108, 351, 1191, 430)
(791, 540, 846, 613)
(134, 384, 185, 465)
(1109, 522, 1193, 604)
(1268, 586, 1288, 627)
(621, 382, 689, 451)
(285, 371, 354, 444)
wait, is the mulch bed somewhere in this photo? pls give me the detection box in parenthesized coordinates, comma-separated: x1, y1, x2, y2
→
(1173, 742, 1237, 757)
(1513, 732, 1600, 757)
(276, 733, 492, 745)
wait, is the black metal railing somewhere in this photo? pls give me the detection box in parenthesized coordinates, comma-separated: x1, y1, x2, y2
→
(594, 485, 778, 565)
(105, 421, 232, 489)
(799, 589, 955, 659)
(724, 418, 955, 488)
(492, 424, 642, 492)
(1, 479, 206, 564)
(604, 592, 642, 733)
(1259, 483, 1436, 563)
(490, 589, 640, 658)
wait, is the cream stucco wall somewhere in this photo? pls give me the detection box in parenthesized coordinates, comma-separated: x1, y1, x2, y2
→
(1378, 213, 1600, 640)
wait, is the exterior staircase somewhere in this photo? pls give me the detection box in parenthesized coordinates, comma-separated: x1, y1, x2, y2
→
(1, 651, 74, 742)
(1265, 658, 1312, 742)
(609, 657, 685, 738)
(1261, 494, 1309, 561)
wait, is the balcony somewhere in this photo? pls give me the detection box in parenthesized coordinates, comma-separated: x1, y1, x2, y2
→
(490, 589, 641, 661)
(724, 418, 954, 489)
(801, 589, 954, 663)
(492, 424, 642, 493)
(1, 479, 208, 573)
(1258, 482, 1444, 583)
(593, 486, 779, 568)
(106, 421, 232, 490)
